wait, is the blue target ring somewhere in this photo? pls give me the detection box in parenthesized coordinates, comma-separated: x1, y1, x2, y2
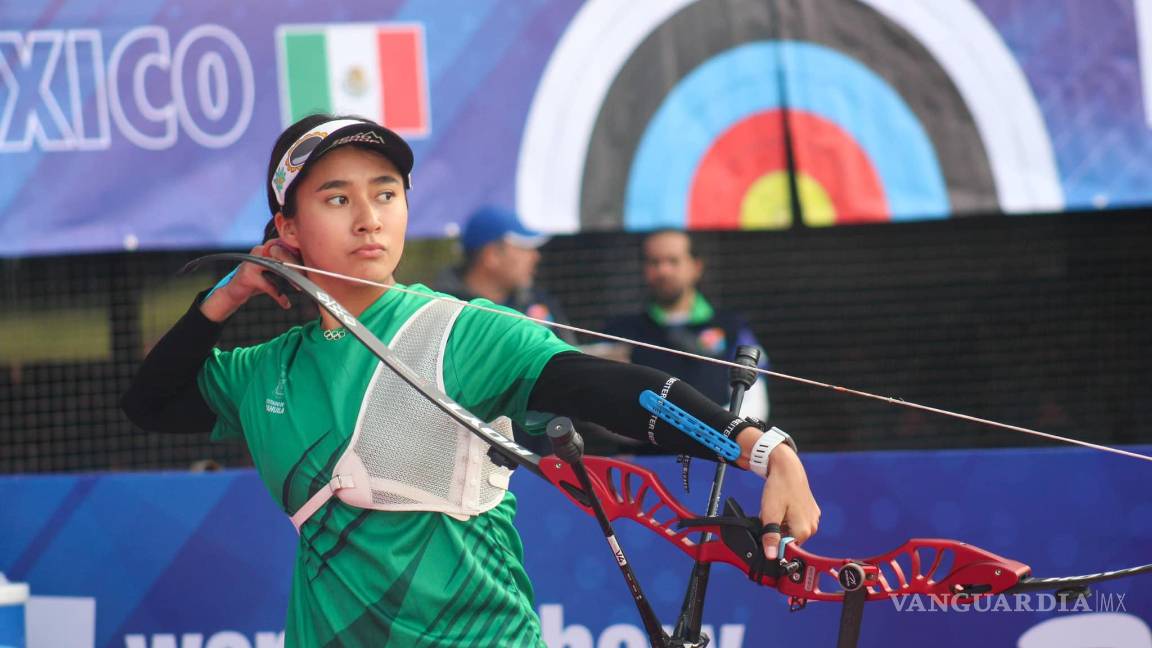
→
(625, 41, 949, 231)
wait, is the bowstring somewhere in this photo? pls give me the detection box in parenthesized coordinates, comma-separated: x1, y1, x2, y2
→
(280, 260, 1152, 464)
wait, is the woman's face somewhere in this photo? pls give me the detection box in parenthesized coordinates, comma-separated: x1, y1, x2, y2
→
(276, 146, 408, 285)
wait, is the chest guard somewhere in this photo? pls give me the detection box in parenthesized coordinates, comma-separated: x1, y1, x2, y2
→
(290, 299, 515, 531)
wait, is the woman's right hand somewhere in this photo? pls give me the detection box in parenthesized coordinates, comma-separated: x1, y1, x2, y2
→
(200, 240, 301, 322)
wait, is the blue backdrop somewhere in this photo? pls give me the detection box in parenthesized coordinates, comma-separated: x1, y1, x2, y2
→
(4, 0, 1152, 255)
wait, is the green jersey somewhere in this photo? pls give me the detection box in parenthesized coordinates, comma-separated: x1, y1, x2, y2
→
(197, 284, 575, 647)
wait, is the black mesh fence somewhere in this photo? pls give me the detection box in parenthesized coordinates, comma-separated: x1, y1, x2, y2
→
(1, 210, 1150, 473)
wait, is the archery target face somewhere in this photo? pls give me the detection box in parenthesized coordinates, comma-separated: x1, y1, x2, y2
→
(516, 0, 1063, 233)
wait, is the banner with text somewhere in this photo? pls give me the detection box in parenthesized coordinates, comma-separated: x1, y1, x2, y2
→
(2, 0, 1152, 255)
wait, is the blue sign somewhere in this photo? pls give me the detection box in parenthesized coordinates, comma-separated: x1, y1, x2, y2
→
(1, 446, 1149, 647)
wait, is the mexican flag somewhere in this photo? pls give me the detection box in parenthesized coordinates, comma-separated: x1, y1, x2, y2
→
(277, 23, 430, 135)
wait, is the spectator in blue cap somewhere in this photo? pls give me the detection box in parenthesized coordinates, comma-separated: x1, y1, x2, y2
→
(436, 206, 576, 344)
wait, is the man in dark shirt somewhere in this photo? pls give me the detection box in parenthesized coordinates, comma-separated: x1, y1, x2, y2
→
(606, 229, 769, 418)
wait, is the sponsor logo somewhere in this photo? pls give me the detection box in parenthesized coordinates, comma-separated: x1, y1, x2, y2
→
(891, 591, 1126, 613)
(328, 130, 388, 148)
(607, 536, 628, 566)
(266, 366, 287, 415)
(285, 133, 325, 170)
(838, 563, 868, 591)
(439, 398, 534, 458)
(316, 291, 358, 329)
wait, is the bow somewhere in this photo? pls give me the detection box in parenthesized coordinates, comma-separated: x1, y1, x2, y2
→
(182, 253, 1152, 647)
(540, 452, 1152, 597)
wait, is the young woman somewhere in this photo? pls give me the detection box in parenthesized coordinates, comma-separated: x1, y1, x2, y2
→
(122, 114, 820, 647)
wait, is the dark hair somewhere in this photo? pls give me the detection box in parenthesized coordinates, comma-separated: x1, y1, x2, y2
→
(641, 228, 697, 259)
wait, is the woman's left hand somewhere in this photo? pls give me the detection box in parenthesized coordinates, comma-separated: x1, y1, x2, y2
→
(756, 444, 820, 560)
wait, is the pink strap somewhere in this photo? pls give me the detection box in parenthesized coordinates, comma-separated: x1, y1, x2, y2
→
(289, 474, 355, 532)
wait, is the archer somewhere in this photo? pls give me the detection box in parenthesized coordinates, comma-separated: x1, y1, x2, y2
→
(121, 114, 820, 648)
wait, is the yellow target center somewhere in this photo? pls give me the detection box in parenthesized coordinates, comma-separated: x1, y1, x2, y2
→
(740, 172, 837, 229)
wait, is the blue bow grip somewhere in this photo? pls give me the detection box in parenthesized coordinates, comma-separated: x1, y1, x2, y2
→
(638, 390, 741, 462)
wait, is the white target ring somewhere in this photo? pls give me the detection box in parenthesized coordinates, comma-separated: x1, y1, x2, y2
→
(516, 0, 1063, 233)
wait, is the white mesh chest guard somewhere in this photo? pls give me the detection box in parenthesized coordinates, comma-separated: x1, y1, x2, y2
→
(290, 299, 514, 531)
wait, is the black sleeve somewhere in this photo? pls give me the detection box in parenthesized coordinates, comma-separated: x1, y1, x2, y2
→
(120, 292, 222, 434)
(528, 351, 746, 461)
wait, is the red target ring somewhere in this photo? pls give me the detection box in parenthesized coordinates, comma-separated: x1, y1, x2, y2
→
(688, 110, 889, 229)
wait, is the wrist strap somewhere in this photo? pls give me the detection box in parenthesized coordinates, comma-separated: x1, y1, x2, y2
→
(748, 426, 796, 477)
